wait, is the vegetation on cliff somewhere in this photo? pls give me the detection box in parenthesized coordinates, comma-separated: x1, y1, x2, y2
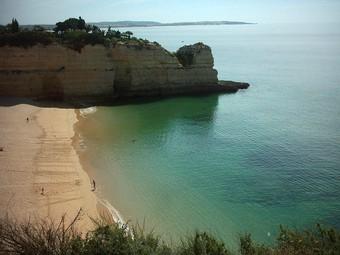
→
(0, 214, 339, 255)
(0, 17, 157, 51)
(0, 19, 53, 47)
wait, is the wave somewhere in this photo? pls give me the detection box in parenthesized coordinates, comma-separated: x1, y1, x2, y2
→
(79, 107, 97, 117)
(98, 198, 125, 227)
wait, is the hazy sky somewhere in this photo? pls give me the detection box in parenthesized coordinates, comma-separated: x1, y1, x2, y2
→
(1, 0, 340, 25)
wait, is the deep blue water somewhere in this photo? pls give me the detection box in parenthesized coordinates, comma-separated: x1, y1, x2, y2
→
(80, 23, 340, 247)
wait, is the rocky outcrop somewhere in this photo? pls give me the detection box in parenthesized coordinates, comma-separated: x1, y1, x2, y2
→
(110, 42, 222, 97)
(176, 43, 215, 68)
(0, 42, 249, 100)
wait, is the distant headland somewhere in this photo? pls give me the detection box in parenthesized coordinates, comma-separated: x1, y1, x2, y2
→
(91, 20, 255, 28)
(19, 20, 255, 30)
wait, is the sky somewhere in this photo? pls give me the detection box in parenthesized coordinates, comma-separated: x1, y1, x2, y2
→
(1, 0, 340, 25)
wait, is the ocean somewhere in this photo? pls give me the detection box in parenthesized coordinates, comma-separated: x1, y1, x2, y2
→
(78, 23, 340, 248)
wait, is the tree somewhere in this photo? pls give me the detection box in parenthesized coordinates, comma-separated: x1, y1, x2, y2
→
(125, 31, 133, 39)
(77, 16, 86, 30)
(0, 25, 7, 34)
(114, 30, 121, 38)
(54, 17, 87, 34)
(9, 18, 19, 33)
(106, 29, 121, 39)
(121, 31, 133, 40)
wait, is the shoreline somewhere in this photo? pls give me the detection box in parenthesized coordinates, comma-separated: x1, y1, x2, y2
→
(0, 98, 101, 232)
(73, 107, 125, 226)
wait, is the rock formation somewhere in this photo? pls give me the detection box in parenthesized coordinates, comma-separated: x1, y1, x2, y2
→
(0, 44, 115, 99)
(0, 42, 249, 100)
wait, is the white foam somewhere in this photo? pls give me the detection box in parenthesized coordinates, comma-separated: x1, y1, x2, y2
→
(99, 198, 125, 227)
(80, 106, 97, 117)
(77, 133, 87, 151)
(98, 198, 134, 237)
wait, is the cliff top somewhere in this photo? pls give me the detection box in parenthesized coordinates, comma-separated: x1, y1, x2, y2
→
(0, 17, 162, 52)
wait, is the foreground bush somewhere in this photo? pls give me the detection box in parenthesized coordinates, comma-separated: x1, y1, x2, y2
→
(0, 213, 339, 255)
(0, 214, 80, 254)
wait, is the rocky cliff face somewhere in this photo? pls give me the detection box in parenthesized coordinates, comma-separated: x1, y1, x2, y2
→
(0, 42, 247, 100)
(110, 42, 218, 97)
(0, 44, 115, 99)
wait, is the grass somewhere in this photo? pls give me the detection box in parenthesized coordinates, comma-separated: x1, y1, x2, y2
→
(0, 212, 339, 255)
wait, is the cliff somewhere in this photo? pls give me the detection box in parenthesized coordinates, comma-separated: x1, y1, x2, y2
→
(0, 44, 115, 99)
(0, 42, 249, 100)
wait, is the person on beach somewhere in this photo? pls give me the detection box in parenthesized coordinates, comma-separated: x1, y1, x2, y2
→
(92, 179, 96, 191)
(41, 187, 44, 195)
(26, 117, 29, 122)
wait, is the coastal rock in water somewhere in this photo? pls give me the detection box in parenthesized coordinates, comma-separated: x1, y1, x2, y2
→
(218, 80, 250, 90)
(0, 42, 249, 100)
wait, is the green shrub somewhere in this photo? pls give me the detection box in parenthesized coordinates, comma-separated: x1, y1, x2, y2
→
(59, 30, 105, 51)
(0, 213, 81, 255)
(0, 214, 339, 255)
(178, 232, 231, 255)
(0, 31, 54, 47)
(275, 224, 340, 255)
(239, 234, 271, 255)
(106, 29, 122, 40)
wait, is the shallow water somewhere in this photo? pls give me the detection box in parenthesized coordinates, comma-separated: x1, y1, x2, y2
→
(80, 23, 340, 247)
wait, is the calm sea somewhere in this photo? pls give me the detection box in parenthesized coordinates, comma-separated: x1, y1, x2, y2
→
(79, 23, 340, 247)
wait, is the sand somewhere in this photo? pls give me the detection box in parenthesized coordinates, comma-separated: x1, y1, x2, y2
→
(0, 99, 99, 232)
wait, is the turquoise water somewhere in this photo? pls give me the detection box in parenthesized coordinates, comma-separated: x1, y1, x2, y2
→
(80, 23, 340, 247)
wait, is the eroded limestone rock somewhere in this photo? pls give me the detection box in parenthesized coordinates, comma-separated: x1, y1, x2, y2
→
(0, 42, 248, 100)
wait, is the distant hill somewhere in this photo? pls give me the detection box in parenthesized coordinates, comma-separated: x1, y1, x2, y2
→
(20, 20, 254, 30)
(93, 21, 162, 27)
(92, 20, 254, 28)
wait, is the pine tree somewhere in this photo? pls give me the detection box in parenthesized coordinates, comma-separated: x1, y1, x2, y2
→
(11, 18, 19, 33)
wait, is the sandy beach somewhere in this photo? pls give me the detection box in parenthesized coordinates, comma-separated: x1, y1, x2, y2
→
(0, 99, 99, 232)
